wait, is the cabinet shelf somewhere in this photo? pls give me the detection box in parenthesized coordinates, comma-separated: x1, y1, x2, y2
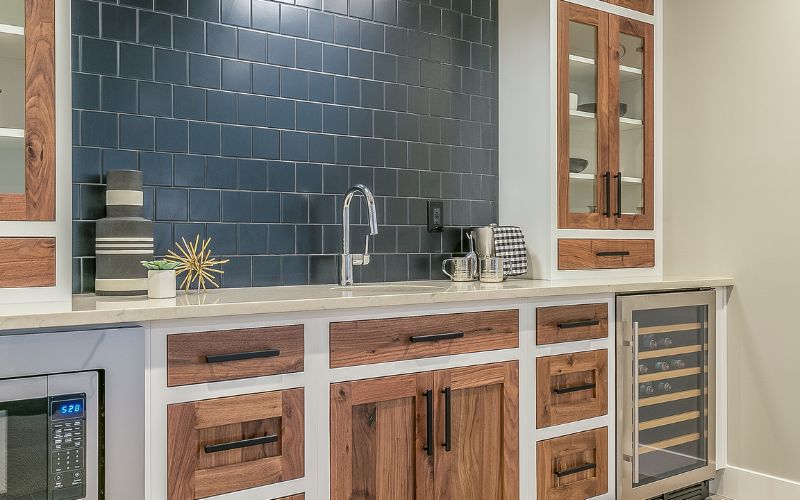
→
(569, 172, 642, 184)
(0, 24, 24, 36)
(0, 128, 24, 139)
(569, 54, 642, 81)
(569, 110, 643, 131)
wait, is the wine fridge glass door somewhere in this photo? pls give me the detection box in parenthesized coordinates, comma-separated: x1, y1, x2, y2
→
(618, 290, 716, 500)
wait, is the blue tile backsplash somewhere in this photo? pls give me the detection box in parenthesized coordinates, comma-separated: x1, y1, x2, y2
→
(72, 0, 498, 293)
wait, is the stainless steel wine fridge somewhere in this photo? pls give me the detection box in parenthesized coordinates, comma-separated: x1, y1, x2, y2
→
(617, 290, 716, 500)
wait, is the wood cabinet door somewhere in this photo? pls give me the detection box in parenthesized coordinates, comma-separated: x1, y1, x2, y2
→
(607, 0, 654, 16)
(330, 373, 435, 500)
(433, 362, 519, 500)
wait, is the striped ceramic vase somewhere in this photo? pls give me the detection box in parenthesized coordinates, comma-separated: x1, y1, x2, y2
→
(95, 170, 154, 296)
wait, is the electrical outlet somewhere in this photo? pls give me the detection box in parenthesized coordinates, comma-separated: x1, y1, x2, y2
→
(427, 200, 443, 232)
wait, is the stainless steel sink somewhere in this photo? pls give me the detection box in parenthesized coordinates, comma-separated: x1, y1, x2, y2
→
(330, 284, 446, 294)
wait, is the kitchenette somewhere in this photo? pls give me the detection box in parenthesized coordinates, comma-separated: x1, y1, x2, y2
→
(0, 0, 766, 499)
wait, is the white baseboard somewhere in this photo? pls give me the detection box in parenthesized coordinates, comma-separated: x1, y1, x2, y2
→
(714, 466, 800, 499)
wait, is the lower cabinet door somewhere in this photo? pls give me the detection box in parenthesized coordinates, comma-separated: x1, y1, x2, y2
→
(167, 389, 305, 499)
(330, 372, 435, 500)
(434, 361, 520, 500)
(536, 428, 609, 500)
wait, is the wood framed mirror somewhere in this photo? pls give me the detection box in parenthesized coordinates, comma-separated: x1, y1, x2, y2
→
(0, 0, 55, 221)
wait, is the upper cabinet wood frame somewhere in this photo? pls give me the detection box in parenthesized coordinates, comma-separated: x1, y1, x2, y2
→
(607, 0, 654, 16)
(557, 1, 654, 230)
(0, 0, 56, 221)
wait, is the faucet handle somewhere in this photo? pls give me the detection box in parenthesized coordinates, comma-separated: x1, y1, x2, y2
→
(352, 234, 372, 266)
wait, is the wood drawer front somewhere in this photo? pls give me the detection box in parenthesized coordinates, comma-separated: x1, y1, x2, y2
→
(167, 389, 304, 499)
(0, 238, 56, 288)
(536, 304, 608, 345)
(558, 239, 655, 270)
(167, 325, 304, 386)
(329, 309, 519, 368)
(536, 350, 608, 428)
(605, 0, 654, 15)
(536, 428, 608, 500)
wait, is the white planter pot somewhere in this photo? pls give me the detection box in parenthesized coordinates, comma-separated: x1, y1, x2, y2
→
(147, 270, 176, 299)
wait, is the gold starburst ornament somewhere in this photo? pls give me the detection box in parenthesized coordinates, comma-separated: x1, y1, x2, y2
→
(165, 235, 230, 293)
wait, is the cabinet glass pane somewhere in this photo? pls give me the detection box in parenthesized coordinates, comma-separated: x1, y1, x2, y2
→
(634, 305, 709, 487)
(619, 32, 644, 215)
(0, 10, 26, 195)
(568, 21, 599, 214)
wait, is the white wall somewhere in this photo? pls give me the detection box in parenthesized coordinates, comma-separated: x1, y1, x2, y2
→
(664, 0, 800, 486)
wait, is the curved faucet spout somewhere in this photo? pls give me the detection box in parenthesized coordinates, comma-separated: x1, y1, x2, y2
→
(340, 184, 379, 286)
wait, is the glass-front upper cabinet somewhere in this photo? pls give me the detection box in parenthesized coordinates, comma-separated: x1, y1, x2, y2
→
(557, 1, 654, 230)
(0, 0, 55, 221)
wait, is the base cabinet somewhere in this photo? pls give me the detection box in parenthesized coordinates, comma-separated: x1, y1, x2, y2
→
(330, 361, 519, 500)
(536, 428, 609, 500)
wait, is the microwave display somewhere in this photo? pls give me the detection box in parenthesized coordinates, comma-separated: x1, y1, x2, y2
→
(51, 399, 85, 421)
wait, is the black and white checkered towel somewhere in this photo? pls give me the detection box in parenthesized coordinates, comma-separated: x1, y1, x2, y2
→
(493, 226, 528, 276)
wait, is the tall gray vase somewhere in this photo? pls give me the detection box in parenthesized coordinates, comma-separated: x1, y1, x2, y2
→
(95, 170, 154, 296)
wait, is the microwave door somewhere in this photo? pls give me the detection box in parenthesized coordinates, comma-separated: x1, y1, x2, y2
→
(0, 377, 49, 499)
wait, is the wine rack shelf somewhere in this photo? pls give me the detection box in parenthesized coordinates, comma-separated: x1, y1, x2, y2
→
(639, 432, 704, 455)
(639, 410, 705, 431)
(638, 389, 702, 407)
(637, 322, 705, 335)
(638, 344, 703, 360)
(639, 366, 703, 383)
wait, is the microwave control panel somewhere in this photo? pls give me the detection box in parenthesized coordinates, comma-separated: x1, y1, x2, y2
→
(48, 394, 87, 500)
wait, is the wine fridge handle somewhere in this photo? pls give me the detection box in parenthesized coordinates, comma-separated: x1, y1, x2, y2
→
(632, 321, 640, 483)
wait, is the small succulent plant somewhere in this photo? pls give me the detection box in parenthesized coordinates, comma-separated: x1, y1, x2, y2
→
(141, 260, 180, 271)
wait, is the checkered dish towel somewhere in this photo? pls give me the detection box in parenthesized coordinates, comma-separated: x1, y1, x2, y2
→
(493, 226, 528, 276)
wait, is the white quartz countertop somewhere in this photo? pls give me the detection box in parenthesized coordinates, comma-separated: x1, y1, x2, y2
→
(0, 277, 733, 332)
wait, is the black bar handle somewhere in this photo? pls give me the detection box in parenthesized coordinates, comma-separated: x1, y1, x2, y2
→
(423, 390, 434, 456)
(557, 319, 600, 329)
(614, 173, 622, 218)
(596, 251, 630, 257)
(603, 172, 611, 217)
(204, 434, 278, 454)
(555, 462, 597, 478)
(442, 387, 452, 451)
(554, 383, 596, 395)
(409, 332, 464, 343)
(205, 349, 281, 363)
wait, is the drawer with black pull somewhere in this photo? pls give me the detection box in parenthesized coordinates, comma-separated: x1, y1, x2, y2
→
(329, 310, 519, 368)
(167, 325, 304, 386)
(167, 389, 304, 499)
(558, 238, 655, 270)
(536, 427, 608, 500)
(536, 303, 609, 345)
(536, 349, 608, 428)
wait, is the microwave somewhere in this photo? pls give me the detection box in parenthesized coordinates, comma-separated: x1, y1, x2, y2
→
(0, 371, 100, 500)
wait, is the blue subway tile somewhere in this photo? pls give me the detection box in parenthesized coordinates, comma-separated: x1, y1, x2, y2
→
(101, 149, 139, 179)
(155, 49, 188, 85)
(189, 122, 220, 155)
(238, 29, 267, 62)
(121, 0, 154, 8)
(189, 189, 221, 221)
(308, 73, 334, 103)
(281, 131, 309, 161)
(349, 107, 373, 136)
(361, 80, 384, 110)
(374, 53, 397, 82)
(269, 225, 295, 254)
(140, 10, 173, 48)
(155, 118, 189, 153)
(308, 11, 334, 42)
(101, 77, 137, 113)
(296, 40, 323, 71)
(297, 0, 323, 9)
(398, 0, 419, 30)
(222, 191, 252, 222)
(335, 136, 360, 164)
(139, 81, 173, 117)
(101, 4, 137, 42)
(221, 257, 252, 287)
(296, 102, 322, 132)
(174, 17, 205, 53)
(119, 115, 155, 150)
(281, 69, 309, 100)
(155, 188, 189, 221)
(335, 76, 359, 106)
(120, 43, 154, 80)
(73, 73, 100, 110)
(374, 0, 396, 24)
(206, 223, 237, 254)
(189, 54, 221, 89)
(206, 156, 237, 187)
(174, 154, 206, 187)
(386, 139, 408, 167)
(140, 152, 173, 185)
(207, 90, 238, 123)
(221, 0, 251, 27)
(280, 5, 308, 38)
(296, 163, 323, 193)
(152, 222, 171, 256)
(334, 15, 360, 47)
(174, 86, 206, 121)
(238, 224, 268, 254)
(252, 192, 281, 222)
(267, 98, 296, 129)
(207, 23, 238, 58)
(189, 0, 220, 21)
(222, 59, 252, 92)
(238, 94, 267, 126)
(268, 161, 295, 191)
(238, 159, 268, 190)
(174, 223, 206, 248)
(252, 64, 281, 96)
(309, 194, 336, 223)
(72, 0, 99, 37)
(349, 48, 373, 79)
(281, 256, 308, 285)
(252, 0, 280, 32)
(221, 125, 252, 157)
(81, 38, 117, 75)
(308, 134, 335, 163)
(81, 111, 118, 147)
(73, 147, 102, 183)
(156, 0, 188, 16)
(350, 0, 373, 20)
(252, 256, 281, 286)
(296, 225, 323, 254)
(323, 0, 348, 15)
(362, 138, 384, 166)
(267, 35, 295, 67)
(80, 184, 105, 220)
(252, 128, 281, 159)
(322, 44, 348, 75)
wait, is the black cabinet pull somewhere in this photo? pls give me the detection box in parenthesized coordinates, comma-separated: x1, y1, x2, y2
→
(409, 332, 464, 343)
(442, 386, 452, 451)
(553, 383, 596, 395)
(205, 349, 281, 363)
(204, 434, 278, 454)
(555, 462, 597, 478)
(596, 251, 629, 257)
(423, 390, 433, 456)
(603, 172, 611, 217)
(557, 319, 600, 329)
(614, 173, 622, 218)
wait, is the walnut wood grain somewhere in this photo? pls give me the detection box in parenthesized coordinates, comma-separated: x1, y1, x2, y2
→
(0, 195, 26, 220)
(0, 237, 55, 287)
(536, 350, 608, 428)
(536, 427, 609, 500)
(609, 0, 654, 15)
(167, 325, 304, 386)
(329, 310, 519, 368)
(536, 303, 609, 345)
(330, 373, 434, 500)
(167, 388, 304, 499)
(558, 238, 655, 270)
(434, 361, 519, 500)
(23, 0, 56, 221)
(273, 495, 304, 500)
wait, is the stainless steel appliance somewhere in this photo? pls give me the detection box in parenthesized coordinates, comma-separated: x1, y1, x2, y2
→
(470, 224, 497, 258)
(0, 372, 99, 500)
(617, 290, 716, 499)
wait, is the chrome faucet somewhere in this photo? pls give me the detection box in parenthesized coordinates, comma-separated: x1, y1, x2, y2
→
(340, 184, 379, 286)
